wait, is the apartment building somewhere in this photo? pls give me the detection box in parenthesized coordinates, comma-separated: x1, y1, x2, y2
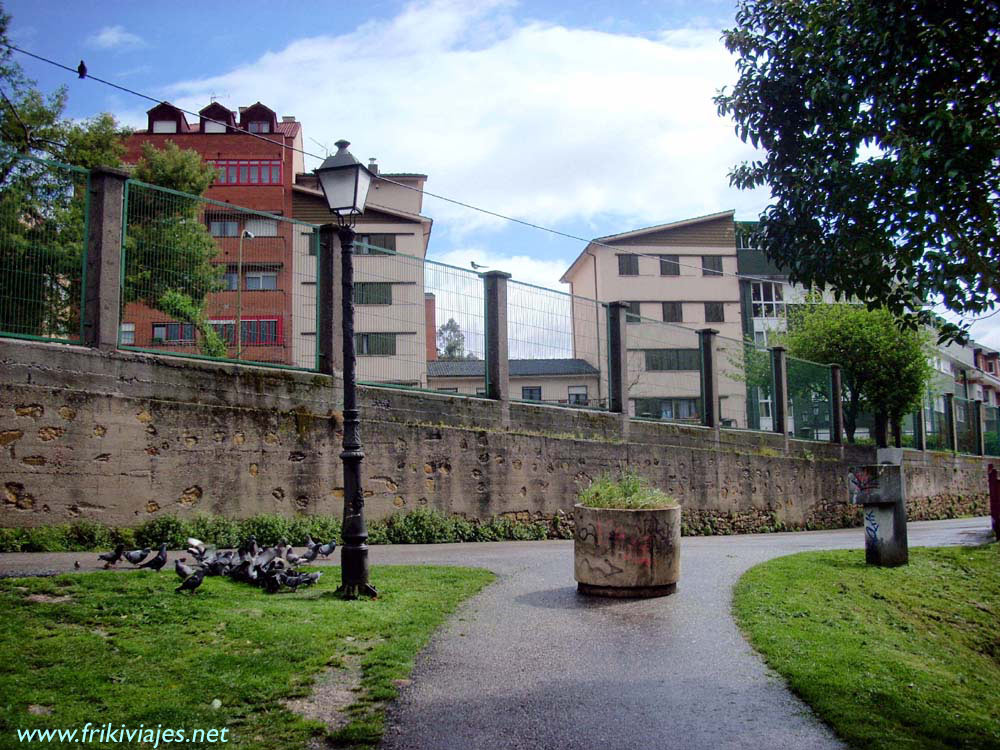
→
(122, 101, 306, 364)
(560, 210, 747, 425)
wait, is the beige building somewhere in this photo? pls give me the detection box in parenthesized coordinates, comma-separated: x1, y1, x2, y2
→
(292, 168, 433, 385)
(561, 211, 748, 425)
(427, 359, 601, 406)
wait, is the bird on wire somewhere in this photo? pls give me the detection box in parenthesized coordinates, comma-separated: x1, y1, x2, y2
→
(175, 568, 206, 595)
(124, 547, 151, 566)
(97, 544, 125, 568)
(77, 60, 86, 79)
(139, 543, 168, 572)
(470, 261, 489, 270)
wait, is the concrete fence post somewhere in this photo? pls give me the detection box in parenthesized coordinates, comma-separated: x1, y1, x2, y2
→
(316, 224, 342, 375)
(770, 346, 789, 437)
(482, 271, 511, 401)
(830, 364, 844, 444)
(944, 393, 958, 452)
(608, 302, 629, 414)
(698, 328, 719, 429)
(975, 399, 986, 456)
(83, 166, 130, 350)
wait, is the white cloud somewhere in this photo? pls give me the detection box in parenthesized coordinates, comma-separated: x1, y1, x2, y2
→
(87, 26, 146, 51)
(163, 0, 766, 235)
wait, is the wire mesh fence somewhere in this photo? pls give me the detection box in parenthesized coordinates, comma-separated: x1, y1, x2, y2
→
(625, 314, 703, 423)
(120, 180, 319, 369)
(924, 395, 951, 451)
(716, 335, 773, 431)
(985, 405, 1000, 457)
(953, 396, 978, 454)
(786, 356, 833, 441)
(0, 150, 89, 343)
(506, 280, 607, 408)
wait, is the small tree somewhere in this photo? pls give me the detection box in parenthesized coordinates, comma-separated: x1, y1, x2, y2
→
(436, 318, 478, 360)
(780, 301, 933, 445)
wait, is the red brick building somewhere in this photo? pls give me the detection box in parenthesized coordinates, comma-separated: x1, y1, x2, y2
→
(122, 101, 305, 365)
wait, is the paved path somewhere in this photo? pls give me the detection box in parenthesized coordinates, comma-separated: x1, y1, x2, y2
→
(1, 518, 993, 749)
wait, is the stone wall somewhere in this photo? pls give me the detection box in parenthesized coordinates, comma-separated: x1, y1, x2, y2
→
(1, 338, 990, 532)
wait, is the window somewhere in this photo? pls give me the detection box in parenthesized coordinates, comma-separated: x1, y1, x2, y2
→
(208, 217, 239, 237)
(245, 218, 278, 237)
(568, 385, 588, 405)
(618, 254, 639, 276)
(659, 254, 680, 276)
(753, 330, 768, 346)
(644, 348, 701, 371)
(522, 386, 542, 401)
(750, 282, 785, 317)
(704, 302, 725, 323)
(475, 388, 487, 396)
(662, 302, 683, 323)
(988, 361, 995, 373)
(152, 323, 195, 343)
(702, 256, 723, 276)
(209, 319, 280, 346)
(245, 272, 278, 290)
(758, 388, 772, 418)
(355, 234, 397, 254)
(208, 159, 282, 185)
(633, 397, 700, 420)
(248, 120, 271, 133)
(355, 333, 396, 355)
(625, 301, 641, 323)
(354, 282, 393, 305)
(222, 271, 238, 291)
(203, 120, 227, 134)
(152, 120, 177, 134)
(436, 388, 459, 393)
(119, 322, 135, 345)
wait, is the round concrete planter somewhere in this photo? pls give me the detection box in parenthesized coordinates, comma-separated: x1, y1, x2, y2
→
(573, 503, 681, 598)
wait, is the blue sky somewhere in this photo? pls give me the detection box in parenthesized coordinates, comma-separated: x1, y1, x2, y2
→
(6, 0, 997, 346)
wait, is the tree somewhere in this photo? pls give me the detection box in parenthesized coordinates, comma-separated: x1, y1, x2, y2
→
(436, 318, 479, 360)
(779, 302, 933, 445)
(716, 2, 1000, 341)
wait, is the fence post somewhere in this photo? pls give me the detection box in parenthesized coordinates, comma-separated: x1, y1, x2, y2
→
(482, 271, 510, 401)
(608, 302, 629, 414)
(975, 399, 986, 456)
(913, 400, 927, 451)
(770, 346, 789, 437)
(698, 328, 719, 429)
(830, 364, 844, 444)
(316, 224, 342, 375)
(944, 393, 958, 452)
(83, 167, 129, 350)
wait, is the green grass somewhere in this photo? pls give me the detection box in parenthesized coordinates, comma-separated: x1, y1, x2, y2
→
(577, 471, 679, 510)
(734, 545, 1000, 750)
(0, 565, 494, 749)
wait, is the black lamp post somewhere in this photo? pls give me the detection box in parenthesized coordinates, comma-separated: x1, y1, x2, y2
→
(315, 140, 377, 599)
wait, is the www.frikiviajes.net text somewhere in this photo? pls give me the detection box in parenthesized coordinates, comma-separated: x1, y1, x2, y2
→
(16, 723, 230, 747)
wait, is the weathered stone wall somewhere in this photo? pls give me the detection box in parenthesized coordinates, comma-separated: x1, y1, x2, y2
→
(1, 338, 990, 532)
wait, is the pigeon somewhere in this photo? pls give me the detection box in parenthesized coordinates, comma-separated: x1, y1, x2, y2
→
(283, 571, 321, 591)
(298, 545, 319, 563)
(139, 543, 168, 572)
(317, 540, 337, 558)
(175, 568, 206, 594)
(124, 547, 151, 566)
(304, 534, 317, 550)
(97, 544, 125, 568)
(186, 538, 207, 561)
(74, 560, 81, 570)
(77, 60, 87, 79)
(175, 557, 195, 580)
(285, 549, 303, 566)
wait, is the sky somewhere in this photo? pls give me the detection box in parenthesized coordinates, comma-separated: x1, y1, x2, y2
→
(6, 0, 998, 348)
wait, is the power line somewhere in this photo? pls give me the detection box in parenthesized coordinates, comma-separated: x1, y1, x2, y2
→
(0, 41, 823, 287)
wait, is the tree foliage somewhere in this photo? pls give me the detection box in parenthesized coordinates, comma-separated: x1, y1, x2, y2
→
(780, 302, 933, 444)
(436, 317, 478, 360)
(716, 1, 1000, 341)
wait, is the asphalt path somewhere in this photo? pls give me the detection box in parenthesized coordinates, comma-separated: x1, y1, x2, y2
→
(0, 517, 992, 749)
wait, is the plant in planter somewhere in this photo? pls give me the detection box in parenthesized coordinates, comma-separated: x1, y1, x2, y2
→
(574, 471, 681, 598)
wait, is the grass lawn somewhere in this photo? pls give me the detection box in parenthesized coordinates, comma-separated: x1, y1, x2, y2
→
(734, 544, 1000, 750)
(0, 565, 494, 749)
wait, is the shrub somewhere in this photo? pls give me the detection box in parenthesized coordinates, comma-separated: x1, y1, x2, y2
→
(65, 520, 114, 551)
(188, 514, 241, 549)
(237, 515, 292, 546)
(134, 515, 191, 549)
(577, 470, 678, 510)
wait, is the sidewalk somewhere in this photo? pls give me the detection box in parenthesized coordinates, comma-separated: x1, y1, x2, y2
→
(1, 517, 993, 749)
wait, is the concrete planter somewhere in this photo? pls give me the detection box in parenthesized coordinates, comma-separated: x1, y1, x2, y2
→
(573, 503, 681, 598)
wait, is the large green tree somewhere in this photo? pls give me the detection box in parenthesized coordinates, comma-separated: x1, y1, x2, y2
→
(716, 1, 1000, 341)
(780, 302, 933, 445)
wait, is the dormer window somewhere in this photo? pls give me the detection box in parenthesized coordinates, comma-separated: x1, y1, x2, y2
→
(248, 121, 270, 134)
(152, 120, 178, 134)
(203, 120, 227, 134)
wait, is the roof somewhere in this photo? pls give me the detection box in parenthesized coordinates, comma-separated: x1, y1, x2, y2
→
(559, 209, 735, 283)
(292, 182, 433, 225)
(428, 358, 600, 378)
(380, 173, 428, 179)
(276, 121, 301, 137)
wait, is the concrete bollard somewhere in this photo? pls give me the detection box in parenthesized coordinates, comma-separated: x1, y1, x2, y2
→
(847, 448, 908, 566)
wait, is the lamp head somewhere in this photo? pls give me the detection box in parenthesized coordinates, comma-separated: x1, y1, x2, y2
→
(314, 139, 373, 224)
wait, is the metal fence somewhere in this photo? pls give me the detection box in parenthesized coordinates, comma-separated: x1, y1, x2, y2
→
(120, 180, 319, 369)
(626, 313, 703, 424)
(923, 395, 951, 451)
(986, 405, 1000, 457)
(0, 151, 89, 343)
(786, 355, 833, 441)
(953, 396, 978, 454)
(716, 335, 774, 431)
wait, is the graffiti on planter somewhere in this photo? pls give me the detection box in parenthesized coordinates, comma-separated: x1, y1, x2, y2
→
(848, 467, 879, 504)
(575, 517, 674, 569)
(864, 510, 879, 544)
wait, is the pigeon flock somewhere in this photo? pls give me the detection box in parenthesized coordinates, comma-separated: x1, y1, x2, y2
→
(96, 535, 335, 595)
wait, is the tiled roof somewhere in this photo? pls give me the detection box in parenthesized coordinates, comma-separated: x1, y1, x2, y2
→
(428, 358, 600, 378)
(276, 121, 301, 137)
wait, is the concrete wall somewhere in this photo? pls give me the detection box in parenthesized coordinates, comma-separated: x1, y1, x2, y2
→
(1, 338, 989, 532)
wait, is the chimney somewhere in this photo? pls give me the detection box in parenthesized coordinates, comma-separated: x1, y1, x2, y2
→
(238, 106, 248, 114)
(368, 157, 379, 175)
(425, 293, 437, 361)
(282, 115, 296, 122)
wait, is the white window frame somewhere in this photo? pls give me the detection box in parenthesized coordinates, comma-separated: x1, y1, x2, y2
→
(245, 271, 278, 291)
(119, 322, 135, 345)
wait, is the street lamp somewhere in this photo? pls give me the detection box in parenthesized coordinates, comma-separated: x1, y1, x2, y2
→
(236, 228, 254, 359)
(314, 140, 377, 599)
